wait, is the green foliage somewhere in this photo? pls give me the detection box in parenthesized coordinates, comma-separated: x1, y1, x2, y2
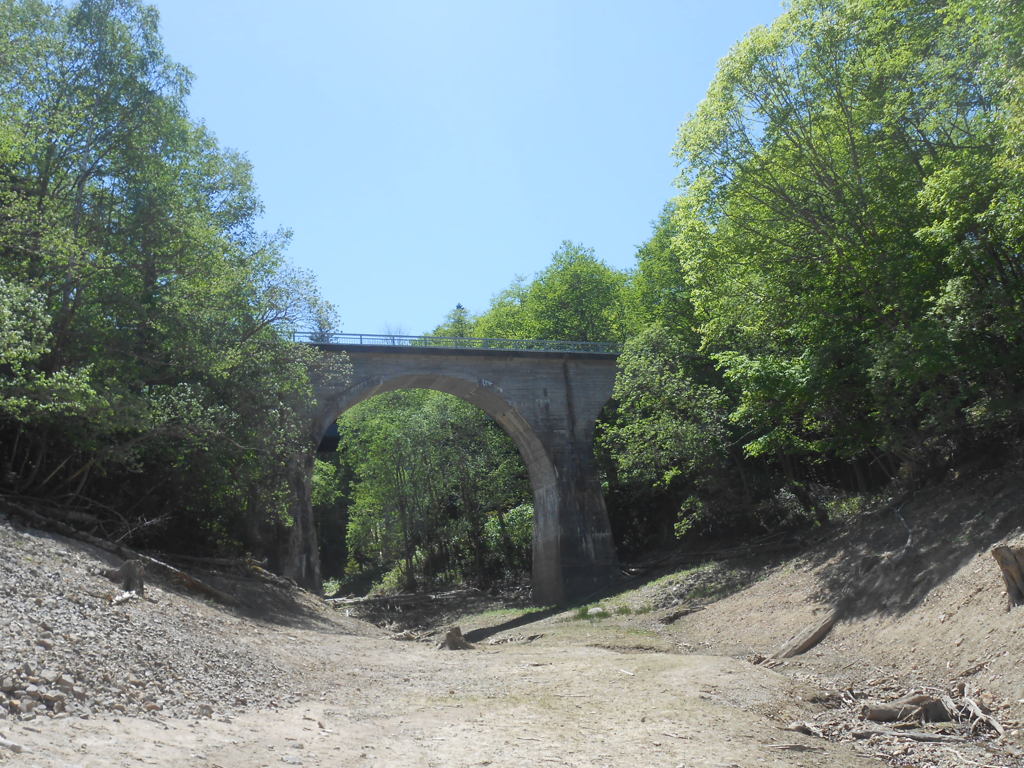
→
(0, 278, 98, 422)
(671, 0, 1024, 464)
(602, 325, 730, 489)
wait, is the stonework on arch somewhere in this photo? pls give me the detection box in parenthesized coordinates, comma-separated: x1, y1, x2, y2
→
(311, 344, 619, 605)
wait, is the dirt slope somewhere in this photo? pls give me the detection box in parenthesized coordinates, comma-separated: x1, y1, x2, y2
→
(658, 466, 1024, 720)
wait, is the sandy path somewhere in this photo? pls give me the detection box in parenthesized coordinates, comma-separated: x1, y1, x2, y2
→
(2, 621, 882, 768)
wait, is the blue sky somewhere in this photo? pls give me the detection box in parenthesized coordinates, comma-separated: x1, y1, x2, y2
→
(151, 1, 784, 336)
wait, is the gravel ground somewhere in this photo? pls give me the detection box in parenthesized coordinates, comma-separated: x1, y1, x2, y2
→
(0, 513, 372, 723)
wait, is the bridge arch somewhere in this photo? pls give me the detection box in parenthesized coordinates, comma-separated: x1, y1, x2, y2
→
(308, 343, 620, 604)
(314, 371, 559, 514)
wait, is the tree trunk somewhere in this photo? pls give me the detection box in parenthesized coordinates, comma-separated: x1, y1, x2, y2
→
(283, 451, 322, 592)
(992, 545, 1024, 610)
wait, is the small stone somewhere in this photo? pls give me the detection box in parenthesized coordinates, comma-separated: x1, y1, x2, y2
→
(196, 704, 214, 718)
(143, 702, 162, 712)
(40, 670, 59, 685)
(0, 678, 13, 693)
(34, 638, 53, 650)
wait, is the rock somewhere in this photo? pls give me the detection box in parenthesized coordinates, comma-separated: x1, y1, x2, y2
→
(40, 670, 59, 685)
(34, 638, 53, 650)
(143, 702, 162, 712)
(0, 678, 13, 693)
(587, 606, 609, 618)
(196, 703, 214, 718)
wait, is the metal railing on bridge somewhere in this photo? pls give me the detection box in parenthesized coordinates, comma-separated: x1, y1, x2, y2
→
(290, 331, 620, 355)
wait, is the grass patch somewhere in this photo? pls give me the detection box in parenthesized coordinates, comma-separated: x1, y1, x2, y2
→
(569, 606, 614, 622)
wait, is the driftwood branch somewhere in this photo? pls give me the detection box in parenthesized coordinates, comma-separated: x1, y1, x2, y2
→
(963, 694, 1005, 736)
(852, 729, 965, 744)
(770, 608, 840, 659)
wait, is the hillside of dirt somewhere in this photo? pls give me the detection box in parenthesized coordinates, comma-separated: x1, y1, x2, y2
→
(1, 464, 1023, 767)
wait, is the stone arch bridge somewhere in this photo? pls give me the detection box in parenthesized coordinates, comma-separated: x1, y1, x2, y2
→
(296, 333, 620, 605)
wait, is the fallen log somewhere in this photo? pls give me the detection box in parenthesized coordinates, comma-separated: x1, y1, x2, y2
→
(862, 694, 952, 723)
(770, 607, 840, 659)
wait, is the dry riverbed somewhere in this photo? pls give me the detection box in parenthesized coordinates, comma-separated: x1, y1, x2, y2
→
(3, 468, 1023, 768)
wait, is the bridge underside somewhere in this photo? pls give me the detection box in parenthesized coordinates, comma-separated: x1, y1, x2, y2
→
(307, 344, 619, 605)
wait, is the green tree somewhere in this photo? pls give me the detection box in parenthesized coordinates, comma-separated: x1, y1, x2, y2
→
(339, 390, 531, 592)
(475, 242, 628, 342)
(672, 0, 1024, 471)
(431, 303, 474, 339)
(0, 0, 337, 579)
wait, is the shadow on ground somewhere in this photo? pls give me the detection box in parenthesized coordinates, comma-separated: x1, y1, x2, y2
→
(804, 466, 1024, 620)
(462, 606, 564, 643)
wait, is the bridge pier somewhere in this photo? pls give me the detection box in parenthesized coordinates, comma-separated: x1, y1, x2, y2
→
(527, 402, 618, 605)
(308, 345, 620, 605)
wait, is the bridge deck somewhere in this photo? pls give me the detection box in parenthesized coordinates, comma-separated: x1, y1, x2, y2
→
(293, 331, 621, 356)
